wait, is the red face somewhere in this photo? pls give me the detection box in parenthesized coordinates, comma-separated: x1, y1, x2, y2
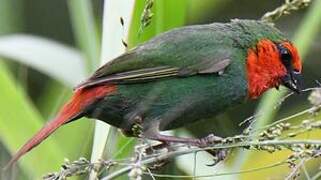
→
(247, 39, 303, 99)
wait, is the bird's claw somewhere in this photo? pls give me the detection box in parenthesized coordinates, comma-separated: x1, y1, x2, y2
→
(206, 149, 229, 166)
(195, 134, 228, 166)
(196, 133, 223, 147)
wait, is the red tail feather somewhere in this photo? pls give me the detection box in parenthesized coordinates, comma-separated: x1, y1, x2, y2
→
(5, 85, 116, 169)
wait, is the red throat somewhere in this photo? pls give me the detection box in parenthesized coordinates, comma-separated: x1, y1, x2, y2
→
(247, 39, 287, 99)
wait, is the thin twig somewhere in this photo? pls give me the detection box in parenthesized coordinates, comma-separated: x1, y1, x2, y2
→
(261, 0, 312, 23)
(301, 160, 312, 180)
(102, 140, 321, 180)
(252, 106, 319, 133)
(193, 152, 197, 180)
(146, 168, 156, 180)
(285, 159, 306, 180)
(144, 161, 287, 178)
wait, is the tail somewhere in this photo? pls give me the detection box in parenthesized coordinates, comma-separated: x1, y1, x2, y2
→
(4, 85, 116, 169)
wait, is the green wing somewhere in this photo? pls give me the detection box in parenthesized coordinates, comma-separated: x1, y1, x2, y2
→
(78, 58, 231, 88)
(77, 25, 242, 89)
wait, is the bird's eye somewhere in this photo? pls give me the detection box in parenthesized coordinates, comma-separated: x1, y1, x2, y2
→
(277, 43, 292, 67)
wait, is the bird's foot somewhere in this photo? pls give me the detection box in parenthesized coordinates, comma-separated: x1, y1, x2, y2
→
(205, 149, 229, 166)
(195, 133, 223, 147)
(143, 131, 228, 166)
(195, 134, 228, 165)
(143, 132, 223, 148)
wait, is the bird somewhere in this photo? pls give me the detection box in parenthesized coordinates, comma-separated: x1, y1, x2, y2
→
(7, 19, 303, 167)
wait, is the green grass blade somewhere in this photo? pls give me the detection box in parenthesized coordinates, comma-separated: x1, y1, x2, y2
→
(89, 1, 136, 179)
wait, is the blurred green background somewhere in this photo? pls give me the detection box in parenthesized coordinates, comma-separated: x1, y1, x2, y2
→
(0, 0, 321, 179)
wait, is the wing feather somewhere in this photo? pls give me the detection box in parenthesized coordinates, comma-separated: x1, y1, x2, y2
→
(77, 59, 231, 89)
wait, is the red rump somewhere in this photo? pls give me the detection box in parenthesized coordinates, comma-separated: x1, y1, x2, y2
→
(5, 85, 116, 168)
(247, 39, 302, 99)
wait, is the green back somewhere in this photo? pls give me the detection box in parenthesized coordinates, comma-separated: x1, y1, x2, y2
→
(92, 19, 285, 79)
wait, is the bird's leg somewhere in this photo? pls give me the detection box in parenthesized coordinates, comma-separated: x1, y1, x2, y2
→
(142, 123, 228, 164)
(146, 132, 229, 165)
(144, 128, 223, 147)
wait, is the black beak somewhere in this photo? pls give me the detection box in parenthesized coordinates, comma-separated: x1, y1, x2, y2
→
(281, 69, 303, 94)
